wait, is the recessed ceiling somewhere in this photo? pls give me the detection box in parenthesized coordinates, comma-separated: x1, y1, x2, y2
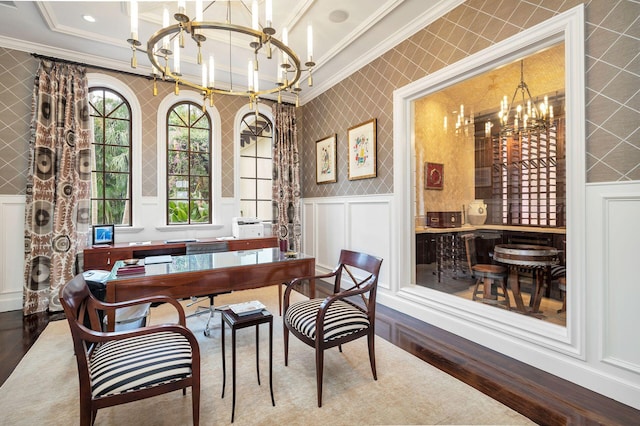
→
(0, 0, 463, 104)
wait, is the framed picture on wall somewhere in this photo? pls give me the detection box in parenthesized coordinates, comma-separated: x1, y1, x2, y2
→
(347, 118, 377, 180)
(315, 134, 337, 184)
(425, 162, 444, 190)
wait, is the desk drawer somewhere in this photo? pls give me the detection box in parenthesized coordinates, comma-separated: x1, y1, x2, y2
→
(83, 250, 132, 271)
(228, 236, 277, 251)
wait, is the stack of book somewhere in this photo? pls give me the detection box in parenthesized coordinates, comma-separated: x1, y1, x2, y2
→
(116, 264, 146, 276)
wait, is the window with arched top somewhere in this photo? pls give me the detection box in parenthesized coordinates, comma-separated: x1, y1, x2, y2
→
(238, 111, 274, 220)
(88, 87, 132, 226)
(166, 101, 212, 224)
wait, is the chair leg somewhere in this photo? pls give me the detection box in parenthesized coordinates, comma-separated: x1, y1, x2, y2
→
(368, 330, 377, 380)
(500, 278, 510, 310)
(472, 278, 482, 301)
(316, 348, 324, 407)
(192, 382, 200, 426)
(278, 284, 282, 316)
(283, 324, 289, 366)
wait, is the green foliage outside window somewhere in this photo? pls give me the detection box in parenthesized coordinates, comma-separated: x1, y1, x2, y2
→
(89, 88, 132, 226)
(167, 102, 212, 224)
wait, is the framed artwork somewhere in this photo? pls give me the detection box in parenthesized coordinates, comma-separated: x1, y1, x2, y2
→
(347, 118, 377, 180)
(315, 134, 337, 184)
(425, 162, 444, 190)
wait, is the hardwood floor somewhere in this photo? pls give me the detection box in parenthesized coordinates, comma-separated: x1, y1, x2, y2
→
(2, 289, 639, 425)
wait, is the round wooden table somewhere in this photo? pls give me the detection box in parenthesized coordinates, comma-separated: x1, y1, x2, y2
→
(493, 244, 559, 314)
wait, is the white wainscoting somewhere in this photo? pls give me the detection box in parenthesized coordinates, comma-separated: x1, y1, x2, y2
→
(303, 184, 640, 410)
(587, 183, 640, 378)
(0, 195, 25, 312)
(302, 195, 391, 290)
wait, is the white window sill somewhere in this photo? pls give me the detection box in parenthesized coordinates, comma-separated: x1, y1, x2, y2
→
(155, 224, 225, 232)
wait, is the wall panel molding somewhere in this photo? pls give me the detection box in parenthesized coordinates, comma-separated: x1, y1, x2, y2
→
(0, 195, 25, 311)
(587, 182, 640, 375)
(302, 194, 391, 289)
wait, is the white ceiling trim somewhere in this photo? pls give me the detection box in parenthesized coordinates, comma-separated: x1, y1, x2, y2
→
(300, 0, 464, 104)
(313, 0, 404, 74)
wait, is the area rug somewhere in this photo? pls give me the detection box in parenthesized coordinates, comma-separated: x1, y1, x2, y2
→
(0, 287, 533, 425)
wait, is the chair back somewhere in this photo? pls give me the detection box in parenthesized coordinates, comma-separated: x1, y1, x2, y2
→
(186, 241, 229, 255)
(462, 233, 478, 271)
(60, 274, 103, 334)
(60, 274, 104, 383)
(334, 249, 383, 314)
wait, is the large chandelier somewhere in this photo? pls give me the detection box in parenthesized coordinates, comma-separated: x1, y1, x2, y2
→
(126, 0, 315, 109)
(498, 60, 553, 137)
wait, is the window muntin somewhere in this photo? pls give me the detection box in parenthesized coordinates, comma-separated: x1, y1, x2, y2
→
(88, 87, 132, 226)
(166, 102, 212, 224)
(239, 112, 273, 220)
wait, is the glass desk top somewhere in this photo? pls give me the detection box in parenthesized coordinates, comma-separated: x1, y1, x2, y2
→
(108, 248, 312, 281)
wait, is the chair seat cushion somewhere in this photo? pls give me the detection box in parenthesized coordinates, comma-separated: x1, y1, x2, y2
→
(551, 265, 566, 279)
(286, 298, 370, 342)
(90, 331, 192, 398)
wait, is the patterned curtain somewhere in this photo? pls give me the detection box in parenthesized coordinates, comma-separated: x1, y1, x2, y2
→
(23, 60, 92, 315)
(271, 103, 301, 252)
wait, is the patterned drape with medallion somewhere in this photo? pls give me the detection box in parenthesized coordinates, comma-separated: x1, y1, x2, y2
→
(271, 103, 301, 252)
(23, 60, 92, 315)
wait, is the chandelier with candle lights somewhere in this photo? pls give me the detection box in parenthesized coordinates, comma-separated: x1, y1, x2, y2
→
(498, 60, 553, 137)
(126, 0, 315, 109)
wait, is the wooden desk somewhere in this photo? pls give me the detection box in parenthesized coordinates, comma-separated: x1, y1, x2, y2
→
(82, 236, 278, 271)
(104, 248, 315, 330)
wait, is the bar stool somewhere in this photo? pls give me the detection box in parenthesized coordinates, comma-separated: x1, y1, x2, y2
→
(220, 306, 275, 423)
(462, 234, 510, 309)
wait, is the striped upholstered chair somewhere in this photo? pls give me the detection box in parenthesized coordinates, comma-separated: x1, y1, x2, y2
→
(60, 274, 200, 426)
(283, 249, 383, 407)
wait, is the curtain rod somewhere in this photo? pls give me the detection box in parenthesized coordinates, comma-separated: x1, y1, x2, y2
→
(30, 53, 295, 106)
(31, 53, 154, 81)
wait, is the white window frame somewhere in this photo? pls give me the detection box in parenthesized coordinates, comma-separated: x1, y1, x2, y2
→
(87, 73, 142, 234)
(233, 103, 274, 218)
(157, 91, 222, 230)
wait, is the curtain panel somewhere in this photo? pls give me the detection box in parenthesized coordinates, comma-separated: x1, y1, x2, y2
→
(271, 103, 301, 252)
(23, 60, 92, 315)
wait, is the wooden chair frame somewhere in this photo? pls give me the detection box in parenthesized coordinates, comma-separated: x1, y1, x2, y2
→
(60, 274, 200, 426)
(282, 249, 383, 407)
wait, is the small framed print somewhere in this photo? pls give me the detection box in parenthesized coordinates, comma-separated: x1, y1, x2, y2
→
(347, 118, 377, 180)
(425, 162, 444, 190)
(315, 134, 337, 184)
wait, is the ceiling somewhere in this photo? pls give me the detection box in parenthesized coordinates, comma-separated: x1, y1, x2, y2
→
(0, 0, 462, 105)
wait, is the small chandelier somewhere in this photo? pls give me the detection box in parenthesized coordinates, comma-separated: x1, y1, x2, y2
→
(498, 60, 553, 137)
(126, 0, 315, 109)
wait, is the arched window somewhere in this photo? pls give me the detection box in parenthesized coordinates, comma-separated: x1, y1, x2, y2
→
(239, 111, 273, 220)
(166, 102, 212, 224)
(88, 87, 132, 225)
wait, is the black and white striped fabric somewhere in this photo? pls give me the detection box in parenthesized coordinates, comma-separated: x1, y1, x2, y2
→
(286, 299, 370, 342)
(551, 265, 566, 279)
(90, 331, 192, 398)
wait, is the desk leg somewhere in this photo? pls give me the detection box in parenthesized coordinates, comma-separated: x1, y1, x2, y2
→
(221, 316, 226, 398)
(509, 267, 526, 313)
(269, 318, 275, 406)
(255, 325, 261, 385)
(231, 328, 236, 423)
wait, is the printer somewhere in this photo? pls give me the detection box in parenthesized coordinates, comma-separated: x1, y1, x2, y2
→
(232, 217, 264, 239)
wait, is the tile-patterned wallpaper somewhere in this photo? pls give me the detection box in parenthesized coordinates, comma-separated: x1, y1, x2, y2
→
(300, 0, 640, 198)
(0, 49, 37, 195)
(1, 1, 638, 196)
